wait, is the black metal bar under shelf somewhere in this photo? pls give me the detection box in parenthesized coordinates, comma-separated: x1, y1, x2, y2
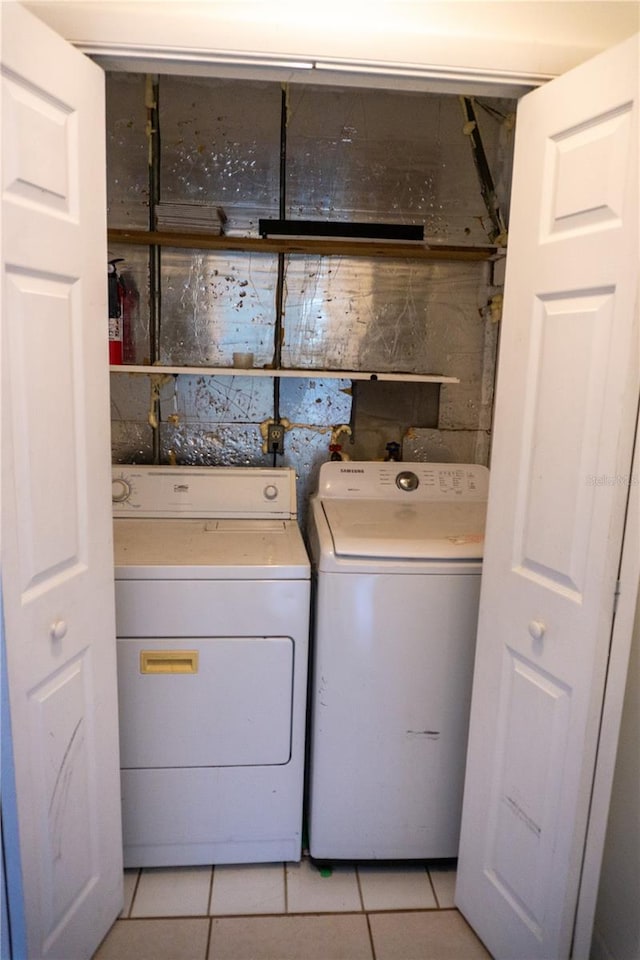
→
(259, 219, 424, 243)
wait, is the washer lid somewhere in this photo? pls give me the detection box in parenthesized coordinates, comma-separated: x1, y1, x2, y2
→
(322, 499, 486, 560)
(113, 518, 310, 579)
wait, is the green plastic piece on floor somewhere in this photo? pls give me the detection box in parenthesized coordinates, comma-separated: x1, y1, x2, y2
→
(319, 866, 333, 878)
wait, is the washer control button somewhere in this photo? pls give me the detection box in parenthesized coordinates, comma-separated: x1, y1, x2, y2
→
(112, 477, 132, 503)
(264, 484, 279, 501)
(396, 471, 419, 492)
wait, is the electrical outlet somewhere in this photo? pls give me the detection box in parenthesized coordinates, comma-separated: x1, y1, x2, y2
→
(268, 422, 285, 455)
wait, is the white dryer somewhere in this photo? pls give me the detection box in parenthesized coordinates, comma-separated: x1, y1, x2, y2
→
(112, 465, 310, 867)
(307, 461, 489, 861)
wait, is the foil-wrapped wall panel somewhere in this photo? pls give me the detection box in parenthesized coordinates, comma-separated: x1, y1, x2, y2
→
(282, 257, 487, 374)
(159, 374, 274, 424)
(159, 77, 281, 235)
(286, 86, 514, 246)
(110, 373, 155, 463)
(279, 377, 352, 426)
(159, 250, 278, 366)
(111, 422, 155, 464)
(279, 427, 340, 528)
(281, 377, 354, 514)
(403, 428, 491, 466)
(439, 297, 499, 432)
(160, 423, 270, 467)
(106, 73, 149, 230)
(111, 371, 153, 421)
(157, 375, 273, 465)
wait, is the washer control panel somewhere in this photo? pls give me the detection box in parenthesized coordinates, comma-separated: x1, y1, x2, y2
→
(317, 461, 489, 501)
(112, 466, 297, 519)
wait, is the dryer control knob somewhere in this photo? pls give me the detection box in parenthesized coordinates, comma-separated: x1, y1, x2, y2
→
(396, 471, 419, 492)
(112, 477, 132, 503)
(264, 484, 279, 501)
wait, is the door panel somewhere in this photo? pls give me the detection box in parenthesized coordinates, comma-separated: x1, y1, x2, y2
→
(456, 33, 638, 960)
(516, 289, 614, 596)
(1, 5, 123, 958)
(6, 270, 86, 592)
(30, 655, 96, 942)
(543, 104, 632, 237)
(2, 73, 76, 213)
(486, 651, 571, 938)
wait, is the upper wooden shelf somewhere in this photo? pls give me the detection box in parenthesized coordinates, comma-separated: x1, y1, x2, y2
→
(107, 229, 497, 262)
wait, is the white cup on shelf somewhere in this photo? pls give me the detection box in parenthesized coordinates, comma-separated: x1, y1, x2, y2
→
(232, 352, 254, 369)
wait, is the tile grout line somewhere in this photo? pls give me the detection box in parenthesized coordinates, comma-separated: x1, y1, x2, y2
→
(284, 860, 289, 914)
(126, 869, 141, 919)
(204, 914, 213, 960)
(354, 864, 366, 913)
(207, 864, 215, 916)
(426, 864, 441, 909)
(115, 907, 462, 921)
(354, 865, 376, 960)
(364, 911, 378, 960)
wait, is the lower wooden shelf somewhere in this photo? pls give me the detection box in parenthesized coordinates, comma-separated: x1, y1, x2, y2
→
(109, 365, 459, 384)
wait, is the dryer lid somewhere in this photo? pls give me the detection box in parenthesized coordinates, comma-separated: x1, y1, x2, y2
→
(113, 518, 310, 579)
(322, 499, 486, 561)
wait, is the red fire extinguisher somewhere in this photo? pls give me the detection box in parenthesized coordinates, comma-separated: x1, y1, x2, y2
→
(108, 258, 126, 364)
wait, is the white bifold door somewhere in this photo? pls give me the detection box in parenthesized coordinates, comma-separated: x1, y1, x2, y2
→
(1, 4, 123, 958)
(456, 32, 639, 960)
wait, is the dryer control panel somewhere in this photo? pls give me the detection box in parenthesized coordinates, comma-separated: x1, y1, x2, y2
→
(112, 465, 298, 519)
(316, 461, 489, 501)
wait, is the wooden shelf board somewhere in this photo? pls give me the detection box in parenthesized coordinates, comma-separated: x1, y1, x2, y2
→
(109, 365, 460, 384)
(108, 229, 497, 262)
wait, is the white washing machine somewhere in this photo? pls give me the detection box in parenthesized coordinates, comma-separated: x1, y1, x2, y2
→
(112, 465, 310, 867)
(307, 460, 489, 861)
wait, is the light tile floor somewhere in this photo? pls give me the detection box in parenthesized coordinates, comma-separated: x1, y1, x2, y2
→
(93, 858, 492, 960)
